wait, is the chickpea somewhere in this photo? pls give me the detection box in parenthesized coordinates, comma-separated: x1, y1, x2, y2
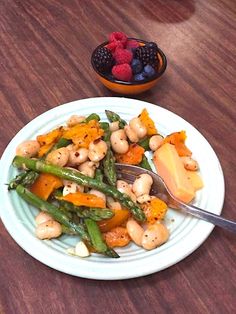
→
(16, 140, 40, 158)
(36, 220, 62, 240)
(141, 222, 169, 250)
(181, 156, 199, 171)
(129, 117, 147, 139)
(149, 135, 163, 151)
(68, 148, 89, 166)
(78, 161, 99, 178)
(46, 147, 69, 167)
(117, 180, 136, 202)
(109, 121, 120, 132)
(35, 212, 53, 225)
(110, 129, 129, 154)
(126, 219, 144, 246)
(132, 174, 153, 198)
(124, 125, 139, 143)
(89, 189, 106, 203)
(66, 115, 86, 127)
(88, 139, 108, 162)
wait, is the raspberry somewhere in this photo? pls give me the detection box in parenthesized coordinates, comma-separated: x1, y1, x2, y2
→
(114, 49, 133, 65)
(126, 40, 140, 51)
(106, 41, 124, 53)
(112, 63, 132, 81)
(109, 32, 128, 46)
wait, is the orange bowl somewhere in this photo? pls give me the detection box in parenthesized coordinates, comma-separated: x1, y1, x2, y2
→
(91, 38, 167, 95)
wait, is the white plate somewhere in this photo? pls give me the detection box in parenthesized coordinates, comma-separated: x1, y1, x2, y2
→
(0, 97, 225, 280)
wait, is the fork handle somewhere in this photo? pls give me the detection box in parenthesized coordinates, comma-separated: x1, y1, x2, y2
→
(178, 203, 236, 233)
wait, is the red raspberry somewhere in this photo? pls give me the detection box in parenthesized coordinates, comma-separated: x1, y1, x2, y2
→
(109, 32, 128, 46)
(126, 39, 140, 50)
(114, 49, 133, 65)
(106, 41, 124, 53)
(112, 63, 132, 81)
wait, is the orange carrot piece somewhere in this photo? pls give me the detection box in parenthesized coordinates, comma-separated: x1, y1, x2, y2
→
(103, 227, 131, 248)
(139, 108, 157, 136)
(115, 143, 145, 165)
(163, 131, 192, 157)
(141, 197, 167, 224)
(98, 209, 130, 233)
(30, 173, 63, 200)
(59, 192, 106, 208)
(37, 127, 63, 146)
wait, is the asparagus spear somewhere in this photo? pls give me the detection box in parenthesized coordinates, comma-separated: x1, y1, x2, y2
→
(138, 137, 150, 151)
(85, 113, 100, 122)
(100, 122, 117, 186)
(15, 184, 90, 242)
(84, 218, 119, 258)
(105, 110, 127, 129)
(8, 170, 39, 190)
(56, 198, 114, 221)
(13, 156, 146, 222)
(139, 155, 152, 171)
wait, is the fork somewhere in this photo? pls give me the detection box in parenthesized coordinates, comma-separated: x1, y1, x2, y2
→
(115, 163, 236, 233)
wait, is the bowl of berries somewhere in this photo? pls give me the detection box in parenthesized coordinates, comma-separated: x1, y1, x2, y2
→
(91, 32, 167, 95)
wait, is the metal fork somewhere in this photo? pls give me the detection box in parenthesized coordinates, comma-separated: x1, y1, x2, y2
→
(115, 163, 236, 233)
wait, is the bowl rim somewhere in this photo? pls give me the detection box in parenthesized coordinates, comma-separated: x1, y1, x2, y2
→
(91, 38, 167, 86)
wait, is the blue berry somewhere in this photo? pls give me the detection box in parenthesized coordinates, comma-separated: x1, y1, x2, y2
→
(131, 59, 143, 74)
(134, 73, 146, 81)
(143, 65, 155, 77)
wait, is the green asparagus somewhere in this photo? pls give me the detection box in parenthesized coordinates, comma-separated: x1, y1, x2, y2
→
(8, 170, 39, 190)
(139, 155, 152, 171)
(105, 110, 127, 129)
(13, 156, 146, 222)
(84, 218, 119, 258)
(85, 113, 100, 122)
(138, 137, 150, 151)
(15, 184, 90, 242)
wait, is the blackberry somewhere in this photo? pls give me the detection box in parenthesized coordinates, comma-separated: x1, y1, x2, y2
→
(135, 45, 159, 67)
(93, 47, 114, 74)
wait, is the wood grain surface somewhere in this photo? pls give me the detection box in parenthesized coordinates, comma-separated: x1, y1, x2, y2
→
(0, 0, 236, 313)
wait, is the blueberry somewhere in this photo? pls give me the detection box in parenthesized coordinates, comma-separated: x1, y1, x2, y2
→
(146, 42, 158, 51)
(131, 58, 143, 74)
(143, 65, 156, 77)
(134, 73, 146, 81)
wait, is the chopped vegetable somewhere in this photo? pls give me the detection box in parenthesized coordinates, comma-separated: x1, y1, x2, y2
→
(37, 127, 64, 157)
(142, 198, 168, 224)
(30, 173, 63, 200)
(58, 191, 106, 208)
(98, 208, 130, 232)
(103, 226, 131, 248)
(163, 131, 192, 157)
(115, 143, 145, 165)
(139, 108, 157, 136)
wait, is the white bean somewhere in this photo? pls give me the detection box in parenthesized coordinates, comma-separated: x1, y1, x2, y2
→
(181, 156, 199, 171)
(106, 197, 122, 210)
(89, 189, 106, 203)
(149, 135, 163, 151)
(109, 121, 120, 132)
(126, 219, 144, 246)
(88, 139, 108, 162)
(68, 148, 89, 166)
(137, 194, 151, 204)
(117, 180, 136, 202)
(132, 174, 153, 197)
(35, 220, 62, 240)
(46, 147, 69, 167)
(35, 212, 53, 225)
(16, 140, 40, 158)
(129, 117, 147, 139)
(63, 181, 84, 196)
(78, 161, 99, 178)
(142, 223, 169, 250)
(110, 129, 129, 154)
(66, 115, 86, 127)
(124, 125, 139, 143)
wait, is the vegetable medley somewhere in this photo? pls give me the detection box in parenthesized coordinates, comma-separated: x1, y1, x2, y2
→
(9, 109, 203, 258)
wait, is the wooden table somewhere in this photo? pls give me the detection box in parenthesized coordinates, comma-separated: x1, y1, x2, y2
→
(1, 1, 236, 313)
